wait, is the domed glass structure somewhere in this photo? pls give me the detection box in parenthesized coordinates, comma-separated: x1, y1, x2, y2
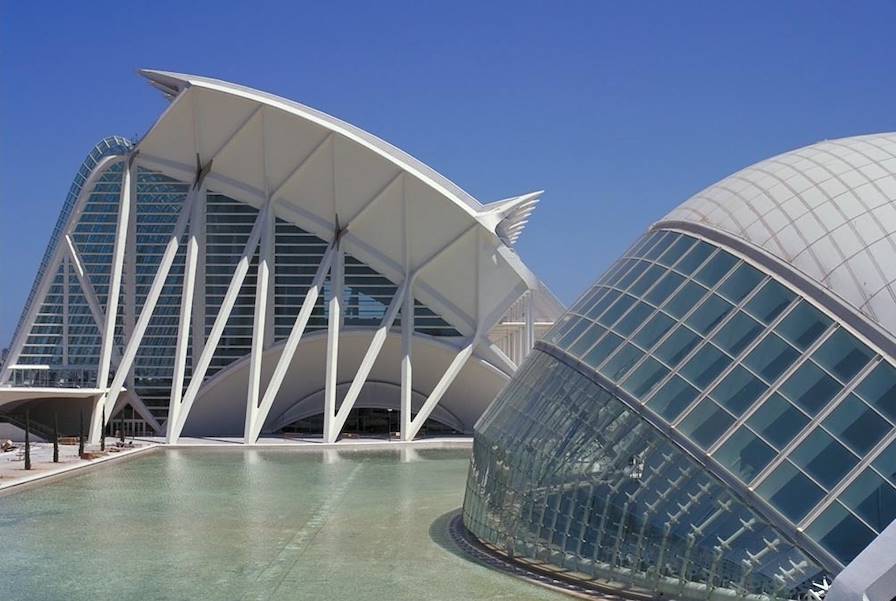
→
(463, 133, 896, 600)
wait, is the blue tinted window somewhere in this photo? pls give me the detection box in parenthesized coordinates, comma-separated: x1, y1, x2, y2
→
(745, 280, 795, 324)
(663, 281, 708, 319)
(632, 312, 675, 350)
(873, 440, 896, 484)
(614, 302, 654, 337)
(585, 288, 621, 319)
(600, 344, 644, 380)
(644, 232, 675, 260)
(674, 241, 715, 274)
(655, 326, 701, 367)
(681, 344, 731, 388)
(710, 366, 767, 415)
(855, 361, 896, 422)
(758, 461, 825, 522)
(644, 271, 685, 306)
(747, 393, 809, 450)
(712, 311, 763, 356)
(657, 235, 694, 267)
(615, 259, 650, 289)
(598, 294, 637, 327)
(714, 427, 777, 482)
(583, 333, 624, 368)
(840, 468, 896, 532)
(629, 264, 667, 296)
(694, 252, 739, 287)
(813, 329, 875, 383)
(806, 503, 876, 564)
(717, 263, 764, 304)
(557, 318, 591, 348)
(776, 302, 831, 350)
(679, 399, 735, 448)
(823, 396, 891, 455)
(745, 334, 799, 383)
(622, 357, 668, 399)
(792, 429, 858, 489)
(647, 376, 699, 421)
(780, 362, 842, 415)
(686, 295, 734, 335)
(568, 323, 606, 357)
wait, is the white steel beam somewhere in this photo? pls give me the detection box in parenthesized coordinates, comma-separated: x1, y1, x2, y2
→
(322, 246, 344, 442)
(244, 200, 274, 443)
(246, 243, 336, 443)
(190, 189, 206, 369)
(400, 285, 414, 440)
(97, 155, 135, 389)
(525, 289, 535, 357)
(91, 173, 200, 443)
(168, 206, 267, 442)
(64, 234, 108, 336)
(62, 255, 69, 366)
(167, 185, 204, 442)
(324, 280, 407, 442)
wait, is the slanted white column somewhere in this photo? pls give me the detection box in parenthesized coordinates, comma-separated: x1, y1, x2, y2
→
(244, 201, 274, 443)
(400, 282, 414, 440)
(97, 155, 135, 390)
(246, 243, 336, 443)
(322, 246, 344, 442)
(168, 206, 267, 443)
(167, 185, 204, 442)
(191, 189, 207, 369)
(324, 280, 407, 442)
(124, 169, 138, 347)
(525, 289, 535, 357)
(64, 235, 106, 335)
(92, 169, 200, 443)
(62, 256, 69, 367)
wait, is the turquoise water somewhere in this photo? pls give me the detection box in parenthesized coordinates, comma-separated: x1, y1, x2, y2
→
(0, 447, 566, 600)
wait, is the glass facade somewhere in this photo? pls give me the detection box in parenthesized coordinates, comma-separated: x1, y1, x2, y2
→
(464, 228, 896, 600)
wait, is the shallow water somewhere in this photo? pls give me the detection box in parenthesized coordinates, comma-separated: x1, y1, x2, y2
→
(0, 447, 565, 600)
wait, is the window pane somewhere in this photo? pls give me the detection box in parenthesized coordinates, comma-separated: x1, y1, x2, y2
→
(694, 252, 739, 287)
(745, 334, 800, 383)
(600, 344, 644, 381)
(633, 312, 675, 350)
(840, 468, 896, 532)
(647, 376, 700, 421)
(806, 503, 876, 564)
(813, 329, 875, 383)
(679, 399, 735, 449)
(712, 311, 764, 356)
(717, 263, 764, 304)
(567, 323, 606, 357)
(557, 318, 591, 348)
(823, 395, 891, 455)
(643, 231, 675, 260)
(598, 294, 637, 327)
(585, 288, 621, 319)
(583, 332, 624, 368)
(674, 240, 715, 275)
(663, 281, 708, 319)
(629, 264, 666, 296)
(855, 361, 896, 422)
(757, 461, 825, 522)
(776, 302, 831, 350)
(780, 361, 842, 415)
(710, 366, 768, 415)
(615, 259, 649, 289)
(686, 294, 734, 335)
(681, 344, 731, 388)
(872, 440, 896, 485)
(747, 393, 810, 449)
(644, 271, 685, 306)
(655, 326, 701, 367)
(745, 280, 795, 324)
(657, 234, 694, 267)
(622, 357, 669, 399)
(613, 302, 654, 338)
(791, 429, 858, 489)
(714, 426, 777, 482)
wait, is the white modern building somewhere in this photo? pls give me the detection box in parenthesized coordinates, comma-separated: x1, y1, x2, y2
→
(0, 70, 562, 445)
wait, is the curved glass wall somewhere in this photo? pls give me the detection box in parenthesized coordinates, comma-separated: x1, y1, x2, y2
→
(464, 228, 896, 599)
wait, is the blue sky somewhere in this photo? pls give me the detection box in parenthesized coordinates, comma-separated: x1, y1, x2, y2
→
(2, 1, 896, 345)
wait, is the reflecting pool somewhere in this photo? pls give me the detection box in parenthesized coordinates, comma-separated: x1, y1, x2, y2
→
(0, 447, 566, 600)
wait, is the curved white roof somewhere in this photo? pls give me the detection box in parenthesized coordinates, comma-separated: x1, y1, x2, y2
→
(659, 132, 896, 342)
(135, 70, 549, 339)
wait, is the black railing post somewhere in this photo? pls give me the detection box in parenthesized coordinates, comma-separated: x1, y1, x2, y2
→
(24, 409, 31, 470)
(53, 412, 59, 463)
(100, 406, 106, 451)
(78, 410, 85, 456)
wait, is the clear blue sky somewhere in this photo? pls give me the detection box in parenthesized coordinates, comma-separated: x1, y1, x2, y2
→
(2, 1, 895, 346)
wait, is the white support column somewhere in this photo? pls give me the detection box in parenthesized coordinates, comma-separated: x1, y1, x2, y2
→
(325, 280, 407, 443)
(168, 206, 267, 443)
(62, 255, 69, 367)
(400, 281, 414, 441)
(97, 155, 134, 390)
(63, 235, 106, 335)
(124, 169, 138, 346)
(246, 243, 336, 443)
(167, 185, 203, 442)
(525, 289, 535, 357)
(322, 246, 344, 442)
(92, 176, 199, 443)
(244, 201, 274, 443)
(191, 188, 206, 369)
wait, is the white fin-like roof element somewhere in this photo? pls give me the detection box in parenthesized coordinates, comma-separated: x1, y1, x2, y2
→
(659, 132, 896, 341)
